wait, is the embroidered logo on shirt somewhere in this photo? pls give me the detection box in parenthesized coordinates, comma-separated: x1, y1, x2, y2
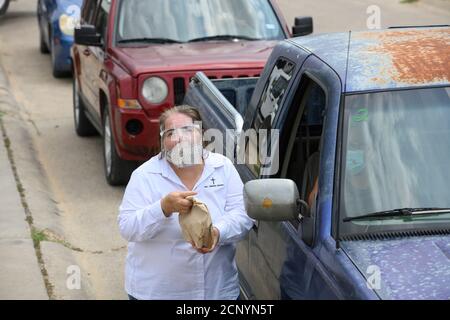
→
(204, 177, 224, 189)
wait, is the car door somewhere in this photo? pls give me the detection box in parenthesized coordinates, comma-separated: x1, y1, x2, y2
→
(88, 0, 111, 120)
(246, 54, 344, 299)
(77, 0, 99, 113)
(243, 54, 309, 299)
(237, 49, 308, 299)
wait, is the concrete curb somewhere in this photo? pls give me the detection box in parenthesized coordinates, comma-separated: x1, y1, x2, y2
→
(0, 57, 91, 299)
(0, 76, 48, 299)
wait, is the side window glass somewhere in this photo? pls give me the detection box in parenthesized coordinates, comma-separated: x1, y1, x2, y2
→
(284, 79, 326, 209)
(95, 0, 111, 42)
(80, 1, 89, 23)
(252, 58, 295, 130)
(82, 0, 98, 24)
(245, 58, 295, 177)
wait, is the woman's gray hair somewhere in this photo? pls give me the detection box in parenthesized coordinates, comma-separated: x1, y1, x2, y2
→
(159, 105, 203, 133)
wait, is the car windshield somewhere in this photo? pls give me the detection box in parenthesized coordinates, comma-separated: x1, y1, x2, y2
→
(116, 0, 285, 44)
(339, 87, 450, 234)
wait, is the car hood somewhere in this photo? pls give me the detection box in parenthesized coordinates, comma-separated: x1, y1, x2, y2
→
(112, 40, 278, 77)
(57, 0, 83, 13)
(342, 234, 450, 300)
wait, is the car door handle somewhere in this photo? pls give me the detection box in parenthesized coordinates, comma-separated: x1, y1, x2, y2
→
(83, 49, 91, 57)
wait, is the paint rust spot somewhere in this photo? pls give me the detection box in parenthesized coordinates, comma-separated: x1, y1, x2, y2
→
(355, 29, 450, 85)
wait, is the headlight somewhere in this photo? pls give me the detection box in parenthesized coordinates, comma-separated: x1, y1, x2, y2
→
(59, 4, 80, 36)
(59, 14, 78, 36)
(142, 77, 168, 104)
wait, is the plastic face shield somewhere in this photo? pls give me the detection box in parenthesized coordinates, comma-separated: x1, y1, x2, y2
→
(160, 124, 201, 139)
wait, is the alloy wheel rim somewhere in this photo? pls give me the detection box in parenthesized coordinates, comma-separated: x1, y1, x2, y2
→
(104, 115, 112, 176)
(0, 0, 6, 8)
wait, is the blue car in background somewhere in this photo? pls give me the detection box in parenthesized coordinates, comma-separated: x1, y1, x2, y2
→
(37, 0, 82, 77)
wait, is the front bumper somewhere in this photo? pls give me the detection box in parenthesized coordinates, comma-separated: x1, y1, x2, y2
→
(113, 107, 161, 162)
(52, 33, 74, 72)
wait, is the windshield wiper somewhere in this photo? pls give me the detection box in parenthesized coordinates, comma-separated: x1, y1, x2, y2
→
(343, 207, 450, 222)
(118, 37, 182, 44)
(188, 35, 261, 42)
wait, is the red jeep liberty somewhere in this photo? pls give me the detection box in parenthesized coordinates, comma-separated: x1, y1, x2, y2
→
(72, 0, 312, 185)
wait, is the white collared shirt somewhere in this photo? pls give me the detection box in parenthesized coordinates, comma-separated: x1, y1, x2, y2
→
(118, 152, 254, 300)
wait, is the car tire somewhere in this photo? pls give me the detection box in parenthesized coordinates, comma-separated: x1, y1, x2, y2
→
(102, 107, 135, 186)
(73, 76, 97, 137)
(39, 26, 50, 54)
(0, 0, 10, 15)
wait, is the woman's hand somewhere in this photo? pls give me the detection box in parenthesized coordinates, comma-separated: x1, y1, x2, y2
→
(161, 191, 197, 217)
(192, 227, 220, 254)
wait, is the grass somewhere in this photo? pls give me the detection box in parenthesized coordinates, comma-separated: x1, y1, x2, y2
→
(32, 227, 85, 253)
(3, 135, 9, 148)
(16, 182, 24, 194)
(32, 228, 48, 244)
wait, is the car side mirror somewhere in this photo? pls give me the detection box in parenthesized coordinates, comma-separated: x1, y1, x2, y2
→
(292, 16, 313, 37)
(244, 179, 309, 221)
(74, 24, 102, 47)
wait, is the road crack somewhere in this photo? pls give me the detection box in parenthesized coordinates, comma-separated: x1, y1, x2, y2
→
(34, 227, 126, 254)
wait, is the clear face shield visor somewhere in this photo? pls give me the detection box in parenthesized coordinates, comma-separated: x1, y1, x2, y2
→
(160, 124, 201, 141)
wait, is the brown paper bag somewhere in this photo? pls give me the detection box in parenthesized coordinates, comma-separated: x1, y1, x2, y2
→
(179, 196, 213, 249)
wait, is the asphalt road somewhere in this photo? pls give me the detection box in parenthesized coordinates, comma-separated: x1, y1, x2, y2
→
(278, 0, 449, 33)
(0, 0, 448, 299)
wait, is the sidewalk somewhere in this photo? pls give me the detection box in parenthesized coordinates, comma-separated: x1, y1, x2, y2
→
(0, 68, 48, 299)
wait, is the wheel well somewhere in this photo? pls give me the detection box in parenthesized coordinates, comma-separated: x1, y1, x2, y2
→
(99, 90, 108, 122)
(72, 49, 81, 76)
(48, 23, 53, 48)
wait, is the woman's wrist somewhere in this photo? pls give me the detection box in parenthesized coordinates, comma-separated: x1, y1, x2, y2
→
(161, 197, 172, 217)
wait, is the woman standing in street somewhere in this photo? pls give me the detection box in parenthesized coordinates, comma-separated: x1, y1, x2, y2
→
(118, 105, 254, 300)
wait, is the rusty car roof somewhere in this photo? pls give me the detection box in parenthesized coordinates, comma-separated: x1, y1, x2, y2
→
(289, 27, 450, 93)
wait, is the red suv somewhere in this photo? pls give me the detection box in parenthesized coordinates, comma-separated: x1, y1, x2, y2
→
(72, 0, 312, 185)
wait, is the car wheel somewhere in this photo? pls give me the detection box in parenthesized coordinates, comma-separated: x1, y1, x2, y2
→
(103, 108, 135, 186)
(73, 76, 97, 137)
(0, 0, 10, 15)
